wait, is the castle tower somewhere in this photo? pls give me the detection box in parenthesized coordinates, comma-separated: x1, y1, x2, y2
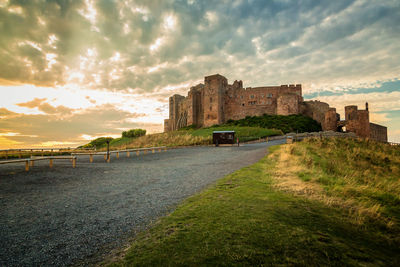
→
(345, 105, 358, 121)
(344, 105, 370, 138)
(169, 94, 186, 131)
(324, 108, 338, 131)
(203, 74, 227, 127)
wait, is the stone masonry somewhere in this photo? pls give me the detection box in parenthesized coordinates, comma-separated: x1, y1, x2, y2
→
(164, 74, 388, 142)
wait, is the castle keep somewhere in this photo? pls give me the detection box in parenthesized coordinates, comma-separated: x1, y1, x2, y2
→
(164, 74, 387, 142)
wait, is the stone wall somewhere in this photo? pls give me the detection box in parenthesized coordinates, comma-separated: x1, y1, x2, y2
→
(203, 74, 227, 127)
(300, 100, 330, 128)
(370, 123, 388, 142)
(324, 108, 337, 131)
(277, 93, 300, 115)
(168, 94, 186, 131)
(344, 106, 370, 139)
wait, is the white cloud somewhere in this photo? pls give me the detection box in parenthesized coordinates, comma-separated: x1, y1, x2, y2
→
(1, 0, 400, 146)
(314, 91, 400, 116)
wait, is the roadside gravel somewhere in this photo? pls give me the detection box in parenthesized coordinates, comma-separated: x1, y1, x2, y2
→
(0, 140, 284, 266)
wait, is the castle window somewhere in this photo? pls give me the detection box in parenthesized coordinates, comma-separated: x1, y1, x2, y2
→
(210, 97, 212, 102)
(240, 95, 243, 99)
(242, 103, 245, 106)
(250, 95, 254, 99)
(210, 106, 212, 111)
(267, 93, 273, 98)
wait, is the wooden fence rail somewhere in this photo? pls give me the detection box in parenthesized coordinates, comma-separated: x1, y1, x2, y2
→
(0, 146, 167, 171)
(71, 146, 167, 163)
(0, 148, 95, 159)
(0, 156, 77, 172)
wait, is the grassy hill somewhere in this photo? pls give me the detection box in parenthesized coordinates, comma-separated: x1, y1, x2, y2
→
(108, 138, 400, 266)
(85, 126, 282, 150)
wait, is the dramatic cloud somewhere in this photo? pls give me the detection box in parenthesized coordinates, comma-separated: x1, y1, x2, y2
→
(16, 97, 74, 115)
(0, 104, 158, 148)
(1, 0, 399, 91)
(0, 0, 399, 145)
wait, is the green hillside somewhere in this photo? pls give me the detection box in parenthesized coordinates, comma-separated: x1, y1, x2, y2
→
(82, 126, 282, 150)
(108, 138, 400, 266)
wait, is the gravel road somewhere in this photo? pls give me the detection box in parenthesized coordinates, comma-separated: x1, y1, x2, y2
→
(0, 140, 284, 266)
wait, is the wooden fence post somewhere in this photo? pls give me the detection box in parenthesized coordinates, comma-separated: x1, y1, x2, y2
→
(127, 151, 130, 157)
(72, 158, 76, 168)
(49, 159, 53, 168)
(90, 154, 93, 163)
(116, 152, 119, 158)
(30, 160, 34, 167)
(25, 160, 29, 171)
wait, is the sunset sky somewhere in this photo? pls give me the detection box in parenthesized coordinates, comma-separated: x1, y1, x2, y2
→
(0, 0, 399, 148)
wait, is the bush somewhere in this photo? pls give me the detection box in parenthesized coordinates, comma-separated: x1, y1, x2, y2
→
(122, 129, 146, 138)
(225, 114, 321, 133)
(88, 137, 114, 148)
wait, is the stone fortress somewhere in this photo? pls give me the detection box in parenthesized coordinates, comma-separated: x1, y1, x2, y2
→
(164, 74, 387, 142)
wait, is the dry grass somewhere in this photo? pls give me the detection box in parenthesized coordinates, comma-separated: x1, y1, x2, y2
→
(271, 138, 400, 233)
(124, 132, 211, 149)
(273, 145, 324, 196)
(101, 126, 281, 151)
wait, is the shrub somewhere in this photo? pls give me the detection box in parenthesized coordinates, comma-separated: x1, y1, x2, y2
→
(122, 129, 147, 138)
(225, 114, 321, 133)
(88, 137, 114, 148)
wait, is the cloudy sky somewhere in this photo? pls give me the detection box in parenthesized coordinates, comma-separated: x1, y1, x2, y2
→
(0, 0, 399, 148)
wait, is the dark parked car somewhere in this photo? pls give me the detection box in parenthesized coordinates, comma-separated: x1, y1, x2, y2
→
(213, 131, 235, 146)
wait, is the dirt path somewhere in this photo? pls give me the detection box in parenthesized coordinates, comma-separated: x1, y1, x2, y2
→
(0, 140, 284, 266)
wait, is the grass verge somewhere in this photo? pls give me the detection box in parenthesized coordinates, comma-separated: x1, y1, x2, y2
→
(103, 126, 281, 150)
(107, 139, 400, 266)
(274, 137, 400, 232)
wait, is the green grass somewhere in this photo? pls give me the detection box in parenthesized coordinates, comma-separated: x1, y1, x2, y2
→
(93, 126, 282, 151)
(107, 140, 400, 266)
(109, 137, 134, 147)
(286, 138, 400, 229)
